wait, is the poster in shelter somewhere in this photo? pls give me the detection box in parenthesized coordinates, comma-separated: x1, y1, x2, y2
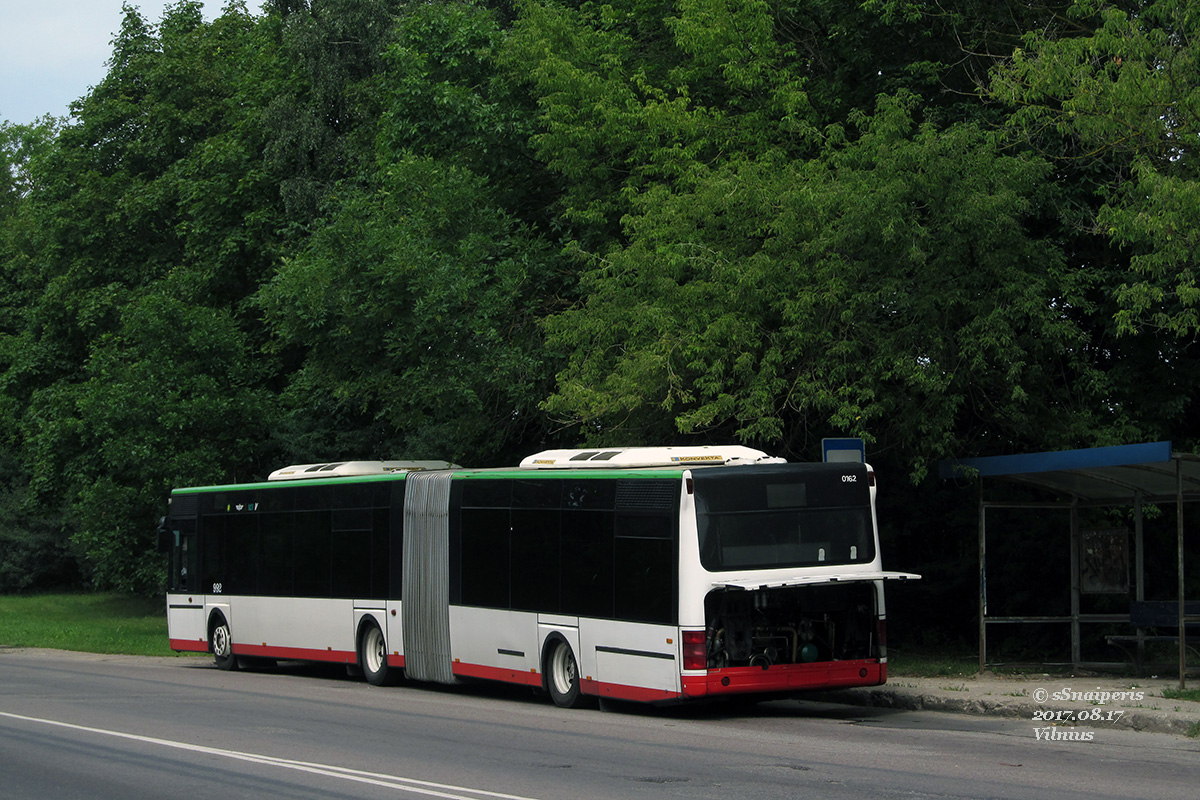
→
(1080, 529, 1129, 594)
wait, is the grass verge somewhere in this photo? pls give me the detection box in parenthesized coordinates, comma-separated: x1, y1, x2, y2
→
(887, 647, 979, 678)
(1162, 687, 1200, 704)
(0, 593, 176, 657)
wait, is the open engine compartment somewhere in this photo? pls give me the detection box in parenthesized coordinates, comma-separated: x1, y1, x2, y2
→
(703, 581, 877, 669)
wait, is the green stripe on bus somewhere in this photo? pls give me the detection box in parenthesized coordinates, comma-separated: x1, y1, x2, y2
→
(171, 467, 686, 494)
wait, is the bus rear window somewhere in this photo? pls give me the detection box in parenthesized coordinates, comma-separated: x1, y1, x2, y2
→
(693, 464, 875, 571)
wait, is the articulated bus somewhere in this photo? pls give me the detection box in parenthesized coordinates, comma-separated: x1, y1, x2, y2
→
(161, 446, 919, 706)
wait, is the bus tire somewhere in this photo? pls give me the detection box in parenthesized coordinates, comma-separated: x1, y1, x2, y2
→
(211, 614, 238, 671)
(360, 621, 397, 686)
(545, 637, 585, 709)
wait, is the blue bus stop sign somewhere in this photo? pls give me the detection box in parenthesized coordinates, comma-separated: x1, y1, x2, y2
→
(822, 438, 865, 463)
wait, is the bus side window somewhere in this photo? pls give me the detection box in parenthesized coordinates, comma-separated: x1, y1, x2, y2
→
(613, 512, 676, 624)
(460, 507, 511, 608)
(511, 508, 560, 612)
(561, 509, 614, 618)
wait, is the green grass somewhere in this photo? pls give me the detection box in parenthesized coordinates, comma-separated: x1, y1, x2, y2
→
(888, 647, 979, 678)
(1162, 687, 1200, 704)
(0, 593, 177, 656)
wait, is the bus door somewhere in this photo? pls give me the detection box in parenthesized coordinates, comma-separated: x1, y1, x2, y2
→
(162, 517, 206, 646)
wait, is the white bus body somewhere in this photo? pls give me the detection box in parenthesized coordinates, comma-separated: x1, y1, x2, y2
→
(162, 448, 918, 705)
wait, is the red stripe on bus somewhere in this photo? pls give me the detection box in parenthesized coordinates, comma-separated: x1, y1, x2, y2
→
(450, 661, 543, 688)
(582, 678, 679, 704)
(174, 639, 408, 671)
(236, 642, 358, 665)
(170, 639, 883, 703)
(448, 664, 682, 702)
(680, 659, 885, 698)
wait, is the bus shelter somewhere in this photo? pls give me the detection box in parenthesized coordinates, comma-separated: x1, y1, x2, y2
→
(939, 441, 1200, 688)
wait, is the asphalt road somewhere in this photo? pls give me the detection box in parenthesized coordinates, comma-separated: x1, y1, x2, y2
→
(1, 649, 1197, 800)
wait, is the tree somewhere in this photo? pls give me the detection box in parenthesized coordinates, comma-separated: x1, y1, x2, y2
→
(0, 118, 57, 219)
(259, 1, 567, 466)
(66, 289, 271, 591)
(543, 94, 1135, 475)
(2, 0, 1195, 596)
(503, 0, 820, 243)
(501, 2, 1137, 474)
(0, 2, 284, 592)
(261, 0, 408, 221)
(259, 154, 559, 465)
(373, 0, 559, 232)
(991, 0, 1200, 336)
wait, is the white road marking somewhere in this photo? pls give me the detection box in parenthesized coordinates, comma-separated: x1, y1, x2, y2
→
(0, 710, 541, 800)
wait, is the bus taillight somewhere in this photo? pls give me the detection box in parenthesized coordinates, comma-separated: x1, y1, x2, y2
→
(682, 630, 706, 671)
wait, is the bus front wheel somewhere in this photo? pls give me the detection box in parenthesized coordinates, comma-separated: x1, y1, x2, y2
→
(546, 638, 585, 709)
(211, 615, 238, 671)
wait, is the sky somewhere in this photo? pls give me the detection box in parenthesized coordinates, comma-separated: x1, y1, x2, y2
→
(1, 1, 227, 126)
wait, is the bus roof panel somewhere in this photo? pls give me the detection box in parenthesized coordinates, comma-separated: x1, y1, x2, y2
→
(267, 461, 459, 480)
(519, 446, 784, 469)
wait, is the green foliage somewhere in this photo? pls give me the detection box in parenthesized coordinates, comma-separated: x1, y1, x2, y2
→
(545, 96, 1124, 475)
(258, 2, 566, 465)
(259, 154, 558, 463)
(373, 1, 556, 229)
(1, 0, 1199, 595)
(0, 118, 58, 221)
(0, 2, 283, 593)
(0, 452, 79, 593)
(991, 0, 1200, 335)
(262, 0, 408, 221)
(503, 0, 821, 237)
(64, 290, 271, 591)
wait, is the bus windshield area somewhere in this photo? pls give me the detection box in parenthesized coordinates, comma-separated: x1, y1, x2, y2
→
(693, 464, 875, 571)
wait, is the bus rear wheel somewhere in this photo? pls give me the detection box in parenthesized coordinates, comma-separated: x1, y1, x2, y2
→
(360, 622, 398, 686)
(211, 615, 238, 671)
(546, 638, 585, 709)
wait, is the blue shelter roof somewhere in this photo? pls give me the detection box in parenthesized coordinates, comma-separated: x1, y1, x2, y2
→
(939, 441, 1200, 503)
